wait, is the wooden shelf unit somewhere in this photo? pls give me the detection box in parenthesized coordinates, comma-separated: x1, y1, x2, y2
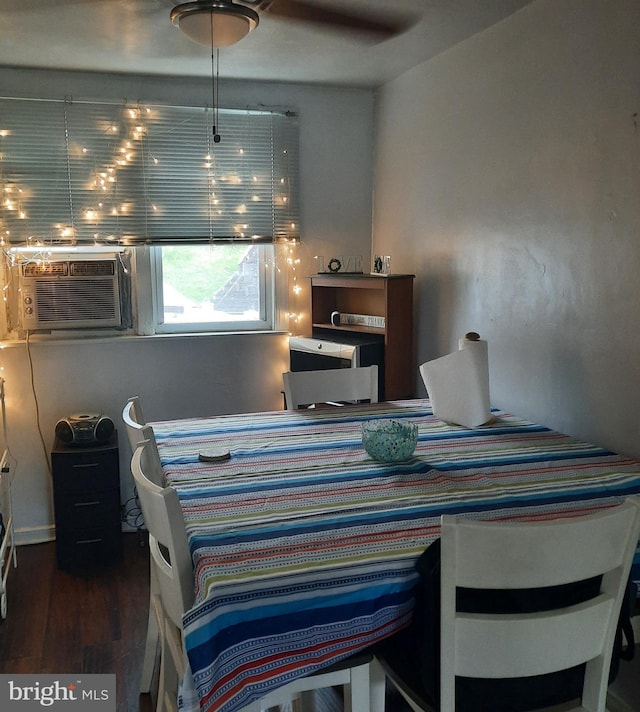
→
(310, 274, 415, 400)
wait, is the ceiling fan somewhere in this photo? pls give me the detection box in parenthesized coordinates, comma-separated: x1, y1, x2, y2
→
(3, 1, 412, 46)
(169, 0, 413, 48)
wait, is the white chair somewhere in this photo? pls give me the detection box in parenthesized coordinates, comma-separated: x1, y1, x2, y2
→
(377, 498, 640, 712)
(123, 396, 165, 704)
(132, 441, 194, 712)
(132, 437, 375, 712)
(283, 365, 379, 410)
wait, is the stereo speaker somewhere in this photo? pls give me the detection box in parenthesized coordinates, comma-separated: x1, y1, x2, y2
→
(55, 413, 115, 447)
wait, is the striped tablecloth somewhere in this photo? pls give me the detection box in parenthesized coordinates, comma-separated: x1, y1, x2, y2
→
(151, 400, 640, 712)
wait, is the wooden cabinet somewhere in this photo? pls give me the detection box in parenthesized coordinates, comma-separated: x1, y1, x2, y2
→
(310, 274, 415, 400)
(51, 433, 122, 570)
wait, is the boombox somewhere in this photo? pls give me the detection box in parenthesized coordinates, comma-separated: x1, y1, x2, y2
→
(55, 413, 115, 447)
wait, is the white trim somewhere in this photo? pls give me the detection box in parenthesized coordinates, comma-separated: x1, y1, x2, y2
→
(14, 524, 55, 546)
(151, 244, 275, 335)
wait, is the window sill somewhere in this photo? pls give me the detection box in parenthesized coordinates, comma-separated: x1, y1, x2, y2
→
(4, 329, 289, 347)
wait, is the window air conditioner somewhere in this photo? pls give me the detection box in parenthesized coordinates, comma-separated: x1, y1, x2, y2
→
(19, 257, 122, 330)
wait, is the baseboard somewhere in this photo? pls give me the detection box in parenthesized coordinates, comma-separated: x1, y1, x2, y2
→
(13, 522, 141, 547)
(13, 524, 55, 546)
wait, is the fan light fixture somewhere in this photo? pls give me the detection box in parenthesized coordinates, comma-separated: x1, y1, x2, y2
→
(171, 1, 259, 48)
(171, 2, 260, 142)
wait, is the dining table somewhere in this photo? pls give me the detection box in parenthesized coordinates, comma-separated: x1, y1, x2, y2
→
(150, 399, 640, 712)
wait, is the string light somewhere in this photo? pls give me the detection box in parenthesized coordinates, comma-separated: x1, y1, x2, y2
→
(1, 100, 302, 325)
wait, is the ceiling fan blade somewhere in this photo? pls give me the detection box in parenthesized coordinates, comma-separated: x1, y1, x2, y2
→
(256, 0, 411, 39)
(3, 0, 94, 8)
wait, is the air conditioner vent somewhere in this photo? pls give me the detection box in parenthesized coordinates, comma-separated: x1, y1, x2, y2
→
(70, 260, 116, 277)
(34, 279, 119, 324)
(22, 261, 69, 278)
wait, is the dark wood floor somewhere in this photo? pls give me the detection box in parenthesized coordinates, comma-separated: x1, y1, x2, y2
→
(0, 532, 154, 712)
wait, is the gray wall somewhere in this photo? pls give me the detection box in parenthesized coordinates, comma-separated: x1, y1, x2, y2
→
(1, 69, 375, 543)
(373, 0, 640, 459)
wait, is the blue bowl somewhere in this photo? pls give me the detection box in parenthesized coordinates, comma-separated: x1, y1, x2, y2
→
(361, 419, 418, 462)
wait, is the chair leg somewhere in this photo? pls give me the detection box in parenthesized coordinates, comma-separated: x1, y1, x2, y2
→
(296, 691, 313, 711)
(162, 689, 179, 712)
(140, 591, 160, 693)
(141, 555, 162, 695)
(154, 604, 182, 712)
(345, 662, 371, 712)
(369, 658, 386, 712)
(157, 633, 181, 712)
(156, 621, 168, 712)
(160, 616, 188, 712)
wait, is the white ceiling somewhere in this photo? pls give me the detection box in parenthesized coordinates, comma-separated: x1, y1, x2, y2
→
(1, 0, 535, 88)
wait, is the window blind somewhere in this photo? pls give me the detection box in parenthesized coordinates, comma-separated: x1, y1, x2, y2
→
(0, 98, 299, 246)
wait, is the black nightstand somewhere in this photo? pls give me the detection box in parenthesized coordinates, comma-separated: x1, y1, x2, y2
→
(51, 432, 122, 570)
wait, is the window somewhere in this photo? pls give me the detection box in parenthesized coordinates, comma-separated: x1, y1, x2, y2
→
(0, 97, 299, 336)
(153, 243, 273, 333)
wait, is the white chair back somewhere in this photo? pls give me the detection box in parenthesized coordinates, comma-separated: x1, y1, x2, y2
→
(123, 397, 164, 486)
(122, 395, 146, 450)
(131, 441, 194, 626)
(283, 365, 378, 410)
(439, 498, 640, 712)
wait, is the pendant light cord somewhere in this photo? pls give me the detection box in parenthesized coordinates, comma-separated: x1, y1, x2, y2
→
(210, 13, 221, 143)
(216, 49, 220, 140)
